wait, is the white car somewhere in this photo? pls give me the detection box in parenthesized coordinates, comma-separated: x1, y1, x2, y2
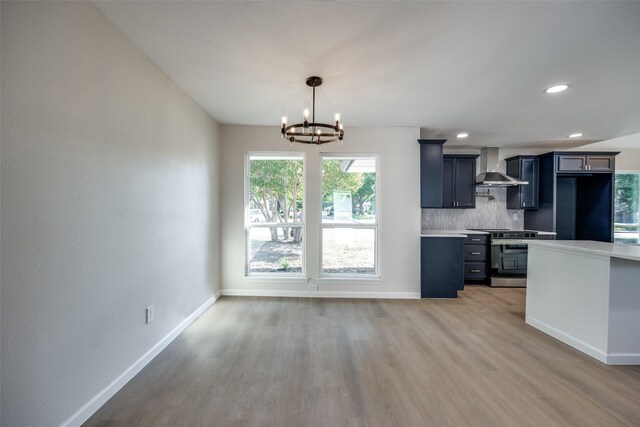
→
(249, 209, 265, 222)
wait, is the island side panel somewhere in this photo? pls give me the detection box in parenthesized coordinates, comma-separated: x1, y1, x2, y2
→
(526, 245, 611, 363)
(607, 257, 640, 364)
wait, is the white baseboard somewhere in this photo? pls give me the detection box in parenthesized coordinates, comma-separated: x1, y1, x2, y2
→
(605, 353, 640, 365)
(526, 316, 609, 364)
(61, 291, 221, 427)
(221, 289, 420, 299)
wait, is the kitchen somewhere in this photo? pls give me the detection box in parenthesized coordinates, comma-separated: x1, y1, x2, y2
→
(419, 140, 640, 365)
(4, 1, 640, 425)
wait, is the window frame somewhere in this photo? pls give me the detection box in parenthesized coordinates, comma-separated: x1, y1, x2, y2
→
(614, 170, 640, 245)
(319, 153, 381, 279)
(244, 152, 306, 277)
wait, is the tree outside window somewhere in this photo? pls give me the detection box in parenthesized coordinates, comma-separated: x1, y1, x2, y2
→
(247, 155, 304, 275)
(614, 173, 640, 244)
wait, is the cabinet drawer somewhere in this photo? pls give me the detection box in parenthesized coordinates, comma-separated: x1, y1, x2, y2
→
(464, 235, 486, 245)
(464, 245, 486, 261)
(464, 263, 486, 279)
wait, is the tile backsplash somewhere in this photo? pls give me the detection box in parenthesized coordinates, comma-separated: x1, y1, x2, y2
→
(421, 188, 524, 230)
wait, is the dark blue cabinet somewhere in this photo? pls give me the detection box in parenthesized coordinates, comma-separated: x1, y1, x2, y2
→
(506, 156, 539, 209)
(463, 234, 489, 284)
(418, 139, 446, 208)
(523, 151, 619, 242)
(443, 155, 478, 208)
(421, 237, 464, 298)
(418, 140, 477, 209)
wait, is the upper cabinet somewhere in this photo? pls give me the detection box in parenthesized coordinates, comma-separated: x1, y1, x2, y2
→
(418, 139, 446, 208)
(418, 140, 477, 209)
(443, 155, 478, 208)
(556, 153, 615, 173)
(523, 151, 620, 243)
(506, 156, 539, 209)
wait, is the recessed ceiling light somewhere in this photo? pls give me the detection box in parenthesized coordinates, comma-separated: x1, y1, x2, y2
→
(544, 84, 570, 94)
(457, 133, 469, 138)
(568, 133, 583, 138)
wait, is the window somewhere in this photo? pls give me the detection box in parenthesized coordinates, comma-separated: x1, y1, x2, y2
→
(321, 155, 379, 276)
(246, 154, 304, 275)
(614, 172, 640, 244)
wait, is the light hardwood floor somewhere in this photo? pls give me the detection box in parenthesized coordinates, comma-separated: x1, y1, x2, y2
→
(85, 287, 640, 426)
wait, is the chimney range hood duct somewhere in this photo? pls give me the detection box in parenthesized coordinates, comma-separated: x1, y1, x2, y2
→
(476, 147, 528, 187)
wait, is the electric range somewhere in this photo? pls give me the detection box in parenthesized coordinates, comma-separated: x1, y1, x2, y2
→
(471, 229, 541, 287)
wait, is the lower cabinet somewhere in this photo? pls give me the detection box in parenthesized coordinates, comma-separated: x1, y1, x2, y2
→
(463, 234, 489, 284)
(421, 237, 463, 298)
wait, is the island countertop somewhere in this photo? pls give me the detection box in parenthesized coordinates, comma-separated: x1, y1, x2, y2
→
(527, 240, 640, 262)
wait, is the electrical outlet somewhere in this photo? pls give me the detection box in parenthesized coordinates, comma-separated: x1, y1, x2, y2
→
(146, 305, 154, 324)
(307, 283, 318, 291)
(512, 213, 519, 221)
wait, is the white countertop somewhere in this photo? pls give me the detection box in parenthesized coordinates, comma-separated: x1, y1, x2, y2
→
(525, 230, 557, 236)
(420, 232, 467, 238)
(420, 229, 488, 238)
(420, 229, 557, 238)
(527, 240, 640, 262)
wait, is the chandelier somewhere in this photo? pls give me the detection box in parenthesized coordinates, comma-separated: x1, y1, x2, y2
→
(281, 76, 344, 145)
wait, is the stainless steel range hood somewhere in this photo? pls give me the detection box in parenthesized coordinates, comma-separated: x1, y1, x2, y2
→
(476, 147, 528, 187)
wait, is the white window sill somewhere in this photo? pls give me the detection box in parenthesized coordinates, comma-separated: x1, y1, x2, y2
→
(316, 277, 383, 285)
(243, 276, 309, 285)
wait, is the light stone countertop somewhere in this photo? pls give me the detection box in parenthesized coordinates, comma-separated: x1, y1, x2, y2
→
(525, 230, 557, 236)
(420, 229, 488, 237)
(527, 240, 640, 262)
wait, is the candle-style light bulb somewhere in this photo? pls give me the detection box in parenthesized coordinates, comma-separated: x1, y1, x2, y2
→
(334, 113, 341, 122)
(281, 116, 287, 125)
(303, 109, 310, 120)
(316, 129, 321, 135)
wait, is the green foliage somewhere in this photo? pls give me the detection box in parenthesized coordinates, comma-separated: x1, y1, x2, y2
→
(321, 160, 362, 206)
(322, 160, 376, 214)
(353, 173, 376, 214)
(615, 173, 639, 222)
(280, 259, 291, 272)
(249, 158, 303, 242)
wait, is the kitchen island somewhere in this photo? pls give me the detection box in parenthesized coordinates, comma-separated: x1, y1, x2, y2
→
(526, 240, 640, 365)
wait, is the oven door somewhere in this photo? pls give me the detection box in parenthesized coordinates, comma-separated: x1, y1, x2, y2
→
(490, 239, 529, 287)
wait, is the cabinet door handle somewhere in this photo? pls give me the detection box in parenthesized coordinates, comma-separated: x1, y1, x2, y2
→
(470, 238, 481, 241)
(523, 201, 526, 207)
(471, 252, 481, 255)
(470, 269, 481, 273)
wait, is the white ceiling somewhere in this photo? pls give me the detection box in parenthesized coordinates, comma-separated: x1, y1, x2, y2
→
(94, 1, 640, 148)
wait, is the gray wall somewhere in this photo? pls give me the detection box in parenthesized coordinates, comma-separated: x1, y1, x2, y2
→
(1, 2, 221, 425)
(220, 125, 421, 297)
